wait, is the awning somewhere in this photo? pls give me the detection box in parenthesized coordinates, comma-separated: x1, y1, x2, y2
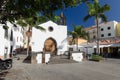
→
(110, 44, 120, 47)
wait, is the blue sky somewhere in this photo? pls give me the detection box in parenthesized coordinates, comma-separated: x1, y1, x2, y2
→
(56, 0, 120, 31)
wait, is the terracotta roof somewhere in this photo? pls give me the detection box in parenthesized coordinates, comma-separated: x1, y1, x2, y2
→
(85, 21, 118, 31)
(85, 26, 96, 30)
(100, 38, 120, 45)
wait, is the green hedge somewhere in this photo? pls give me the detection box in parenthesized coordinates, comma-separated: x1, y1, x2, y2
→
(91, 54, 103, 61)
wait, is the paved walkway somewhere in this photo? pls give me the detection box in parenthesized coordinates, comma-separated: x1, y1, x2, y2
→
(1, 54, 120, 80)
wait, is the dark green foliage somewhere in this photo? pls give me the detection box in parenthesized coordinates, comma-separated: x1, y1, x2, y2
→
(68, 25, 88, 40)
(3, 25, 9, 30)
(0, 0, 92, 30)
(68, 25, 88, 50)
(84, 0, 110, 22)
(91, 54, 103, 61)
(83, 0, 110, 54)
(0, 0, 85, 25)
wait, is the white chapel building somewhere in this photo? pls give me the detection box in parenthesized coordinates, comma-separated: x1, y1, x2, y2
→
(32, 21, 67, 56)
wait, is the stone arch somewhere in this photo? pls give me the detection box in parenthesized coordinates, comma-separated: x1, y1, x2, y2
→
(43, 37, 57, 56)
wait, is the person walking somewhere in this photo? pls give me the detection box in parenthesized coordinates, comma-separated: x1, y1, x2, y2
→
(104, 51, 108, 60)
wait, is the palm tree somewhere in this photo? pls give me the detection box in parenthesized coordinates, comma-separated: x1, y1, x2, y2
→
(17, 16, 46, 56)
(84, 0, 110, 54)
(16, 15, 60, 56)
(68, 25, 88, 51)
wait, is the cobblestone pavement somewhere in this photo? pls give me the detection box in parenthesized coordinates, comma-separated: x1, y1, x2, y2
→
(1, 54, 120, 80)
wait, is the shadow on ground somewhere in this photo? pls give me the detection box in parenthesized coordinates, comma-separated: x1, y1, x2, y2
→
(0, 71, 9, 80)
(23, 56, 31, 64)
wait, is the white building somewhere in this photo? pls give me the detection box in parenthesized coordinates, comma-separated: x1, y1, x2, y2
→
(0, 22, 24, 59)
(99, 21, 118, 39)
(0, 24, 6, 59)
(31, 21, 67, 63)
(32, 21, 67, 55)
(86, 21, 119, 41)
(85, 20, 120, 57)
(12, 24, 24, 51)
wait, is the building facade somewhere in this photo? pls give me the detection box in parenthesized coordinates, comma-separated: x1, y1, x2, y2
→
(32, 21, 67, 55)
(85, 21, 120, 57)
(31, 21, 68, 63)
(0, 22, 24, 59)
(86, 21, 119, 41)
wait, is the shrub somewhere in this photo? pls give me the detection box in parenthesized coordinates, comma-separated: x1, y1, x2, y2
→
(91, 54, 103, 61)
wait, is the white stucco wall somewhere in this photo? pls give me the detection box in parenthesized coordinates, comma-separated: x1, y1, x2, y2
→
(87, 21, 118, 41)
(32, 21, 67, 55)
(88, 28, 97, 40)
(4, 22, 13, 57)
(0, 22, 24, 59)
(0, 24, 5, 56)
(99, 21, 117, 39)
(71, 52, 83, 62)
(0, 22, 11, 58)
(12, 25, 24, 51)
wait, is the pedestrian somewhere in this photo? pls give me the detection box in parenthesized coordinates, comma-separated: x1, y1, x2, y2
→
(86, 51, 91, 60)
(86, 53, 91, 60)
(13, 50, 16, 58)
(104, 52, 108, 60)
(12, 50, 20, 60)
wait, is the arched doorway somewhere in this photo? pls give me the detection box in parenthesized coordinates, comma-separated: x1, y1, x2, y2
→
(43, 37, 57, 56)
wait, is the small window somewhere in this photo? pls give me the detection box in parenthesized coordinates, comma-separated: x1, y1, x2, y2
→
(93, 35, 96, 39)
(108, 33, 111, 36)
(101, 34, 104, 37)
(48, 26, 53, 32)
(4, 29, 8, 39)
(107, 26, 111, 30)
(10, 30, 13, 41)
(101, 28, 104, 31)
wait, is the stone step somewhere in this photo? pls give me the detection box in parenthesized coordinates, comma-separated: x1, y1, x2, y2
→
(16, 53, 77, 64)
(49, 55, 77, 64)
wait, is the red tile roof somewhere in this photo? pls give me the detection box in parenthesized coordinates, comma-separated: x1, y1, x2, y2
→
(85, 26, 96, 30)
(100, 38, 120, 45)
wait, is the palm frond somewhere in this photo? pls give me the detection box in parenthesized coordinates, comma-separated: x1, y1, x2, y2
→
(35, 26, 46, 31)
(68, 31, 73, 35)
(99, 14, 107, 22)
(94, 0, 99, 4)
(99, 4, 110, 13)
(3, 25, 9, 30)
(17, 19, 27, 27)
(83, 14, 92, 22)
(51, 15, 60, 23)
(84, 0, 110, 23)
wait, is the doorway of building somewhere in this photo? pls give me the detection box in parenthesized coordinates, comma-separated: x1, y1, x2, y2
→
(43, 37, 57, 56)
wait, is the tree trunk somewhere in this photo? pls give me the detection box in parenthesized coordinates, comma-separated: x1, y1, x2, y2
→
(27, 37, 30, 56)
(26, 27, 31, 56)
(77, 37, 79, 51)
(96, 16, 100, 54)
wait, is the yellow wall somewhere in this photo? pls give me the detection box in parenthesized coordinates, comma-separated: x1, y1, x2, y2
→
(116, 23, 120, 37)
(68, 37, 87, 45)
(77, 38, 87, 45)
